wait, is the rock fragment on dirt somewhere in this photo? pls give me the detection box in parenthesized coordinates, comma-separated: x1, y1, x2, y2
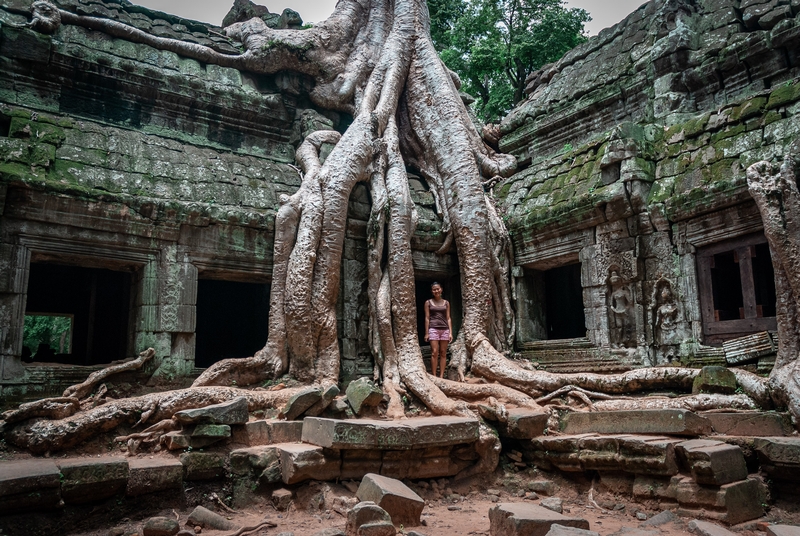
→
(272, 488, 293, 510)
(688, 519, 738, 536)
(187, 505, 237, 531)
(528, 480, 555, 495)
(540, 497, 563, 514)
(640, 510, 677, 527)
(142, 516, 180, 536)
(356, 473, 424, 527)
(345, 501, 395, 536)
(489, 503, 589, 536)
(545, 524, 600, 536)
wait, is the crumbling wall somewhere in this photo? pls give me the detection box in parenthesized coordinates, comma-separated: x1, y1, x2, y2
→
(498, 0, 800, 371)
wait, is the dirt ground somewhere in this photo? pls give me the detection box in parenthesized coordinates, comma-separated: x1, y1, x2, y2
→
(58, 465, 800, 536)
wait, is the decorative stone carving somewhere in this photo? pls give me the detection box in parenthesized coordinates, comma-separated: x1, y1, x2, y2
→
(652, 278, 680, 362)
(607, 266, 636, 349)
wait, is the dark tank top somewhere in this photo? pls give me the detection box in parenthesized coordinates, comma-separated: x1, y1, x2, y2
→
(428, 300, 449, 329)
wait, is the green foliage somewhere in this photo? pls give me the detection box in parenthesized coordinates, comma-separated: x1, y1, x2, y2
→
(431, 0, 590, 122)
(23, 314, 72, 354)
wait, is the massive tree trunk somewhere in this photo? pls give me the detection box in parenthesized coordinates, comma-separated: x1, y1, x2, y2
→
(747, 140, 800, 427)
(2, 0, 793, 454)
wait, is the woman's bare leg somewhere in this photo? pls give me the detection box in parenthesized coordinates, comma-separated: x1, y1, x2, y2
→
(430, 340, 441, 377)
(438, 340, 449, 378)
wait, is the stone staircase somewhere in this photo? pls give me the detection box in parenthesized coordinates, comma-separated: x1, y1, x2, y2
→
(519, 409, 799, 525)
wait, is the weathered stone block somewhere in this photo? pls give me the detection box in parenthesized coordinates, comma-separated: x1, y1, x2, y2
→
(562, 410, 711, 436)
(0, 459, 61, 513)
(706, 412, 792, 436)
(173, 396, 248, 426)
(232, 419, 304, 446)
(127, 457, 184, 496)
(692, 366, 737, 395)
(676, 439, 748, 486)
(272, 488, 293, 511)
(142, 516, 180, 536)
(278, 443, 341, 484)
(767, 526, 800, 536)
(192, 423, 231, 439)
(179, 452, 226, 481)
(544, 525, 600, 536)
(619, 436, 682, 476)
(688, 519, 738, 536)
(496, 408, 549, 439)
(356, 473, 425, 527)
(346, 501, 393, 536)
(346, 377, 383, 415)
(489, 503, 590, 536)
(340, 449, 383, 480)
(229, 445, 281, 476)
(675, 476, 765, 525)
(58, 457, 129, 504)
(164, 430, 219, 451)
(281, 387, 323, 420)
(302, 416, 479, 450)
(754, 437, 800, 481)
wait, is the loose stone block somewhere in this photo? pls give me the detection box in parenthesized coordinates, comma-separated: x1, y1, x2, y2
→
(346, 501, 394, 536)
(489, 503, 590, 536)
(272, 488, 293, 511)
(127, 457, 184, 496)
(356, 473, 425, 527)
(767, 526, 800, 536)
(229, 445, 281, 475)
(345, 377, 384, 415)
(496, 408, 549, 439)
(179, 452, 226, 480)
(142, 516, 180, 536)
(692, 366, 737, 395)
(173, 396, 248, 425)
(676, 439, 748, 485)
(0, 459, 61, 513)
(675, 476, 765, 525)
(233, 419, 304, 446)
(281, 387, 323, 420)
(705, 412, 792, 436)
(278, 443, 341, 484)
(544, 525, 600, 536)
(562, 410, 712, 436)
(688, 520, 738, 536)
(528, 480, 555, 496)
(58, 457, 129, 504)
(754, 437, 800, 482)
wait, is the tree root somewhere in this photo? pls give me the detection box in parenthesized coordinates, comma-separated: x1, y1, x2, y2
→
(593, 393, 759, 412)
(2, 396, 80, 425)
(64, 348, 155, 399)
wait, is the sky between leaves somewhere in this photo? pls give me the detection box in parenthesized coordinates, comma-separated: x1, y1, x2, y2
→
(134, 0, 648, 36)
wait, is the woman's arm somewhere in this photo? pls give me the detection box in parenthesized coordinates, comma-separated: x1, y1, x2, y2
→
(446, 301, 453, 342)
(424, 300, 430, 342)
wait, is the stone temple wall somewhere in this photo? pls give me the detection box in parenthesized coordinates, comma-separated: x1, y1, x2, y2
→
(498, 0, 800, 372)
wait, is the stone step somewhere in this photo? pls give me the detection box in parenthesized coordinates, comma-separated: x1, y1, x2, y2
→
(753, 437, 800, 490)
(704, 412, 792, 436)
(0, 459, 61, 514)
(495, 408, 549, 439)
(231, 419, 303, 446)
(301, 416, 479, 449)
(561, 409, 712, 436)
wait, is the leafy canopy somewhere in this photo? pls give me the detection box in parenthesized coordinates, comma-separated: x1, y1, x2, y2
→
(430, 0, 590, 122)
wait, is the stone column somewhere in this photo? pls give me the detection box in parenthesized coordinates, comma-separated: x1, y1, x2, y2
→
(0, 243, 29, 381)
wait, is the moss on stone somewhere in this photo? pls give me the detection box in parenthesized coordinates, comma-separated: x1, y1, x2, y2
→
(767, 80, 800, 109)
(9, 118, 66, 145)
(729, 97, 767, 122)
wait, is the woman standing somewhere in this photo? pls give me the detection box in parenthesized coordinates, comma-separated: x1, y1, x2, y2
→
(424, 282, 453, 378)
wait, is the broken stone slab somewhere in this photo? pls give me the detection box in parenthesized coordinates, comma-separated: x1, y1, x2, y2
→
(675, 439, 748, 486)
(705, 412, 792, 436)
(173, 396, 248, 426)
(346, 501, 395, 536)
(57, 456, 129, 504)
(540, 497, 563, 513)
(496, 408, 549, 439)
(179, 452, 226, 480)
(675, 476, 765, 525)
(488, 503, 590, 536)
(302, 416, 479, 450)
(346, 377, 384, 415)
(277, 442, 342, 484)
(163, 430, 220, 451)
(753, 437, 800, 482)
(356, 473, 425, 527)
(692, 366, 737, 395)
(528, 480, 555, 495)
(688, 519, 738, 536)
(272, 488, 293, 511)
(305, 384, 341, 417)
(232, 419, 304, 446)
(544, 525, 600, 536)
(127, 457, 184, 496)
(562, 410, 712, 436)
(281, 387, 323, 420)
(0, 459, 62, 514)
(640, 510, 677, 527)
(142, 516, 180, 536)
(767, 526, 800, 536)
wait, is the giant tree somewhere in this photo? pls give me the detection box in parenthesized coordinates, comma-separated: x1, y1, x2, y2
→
(3, 0, 796, 456)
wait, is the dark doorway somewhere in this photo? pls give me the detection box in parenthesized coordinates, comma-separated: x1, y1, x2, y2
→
(544, 263, 586, 340)
(194, 279, 270, 368)
(25, 263, 132, 365)
(414, 278, 462, 344)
